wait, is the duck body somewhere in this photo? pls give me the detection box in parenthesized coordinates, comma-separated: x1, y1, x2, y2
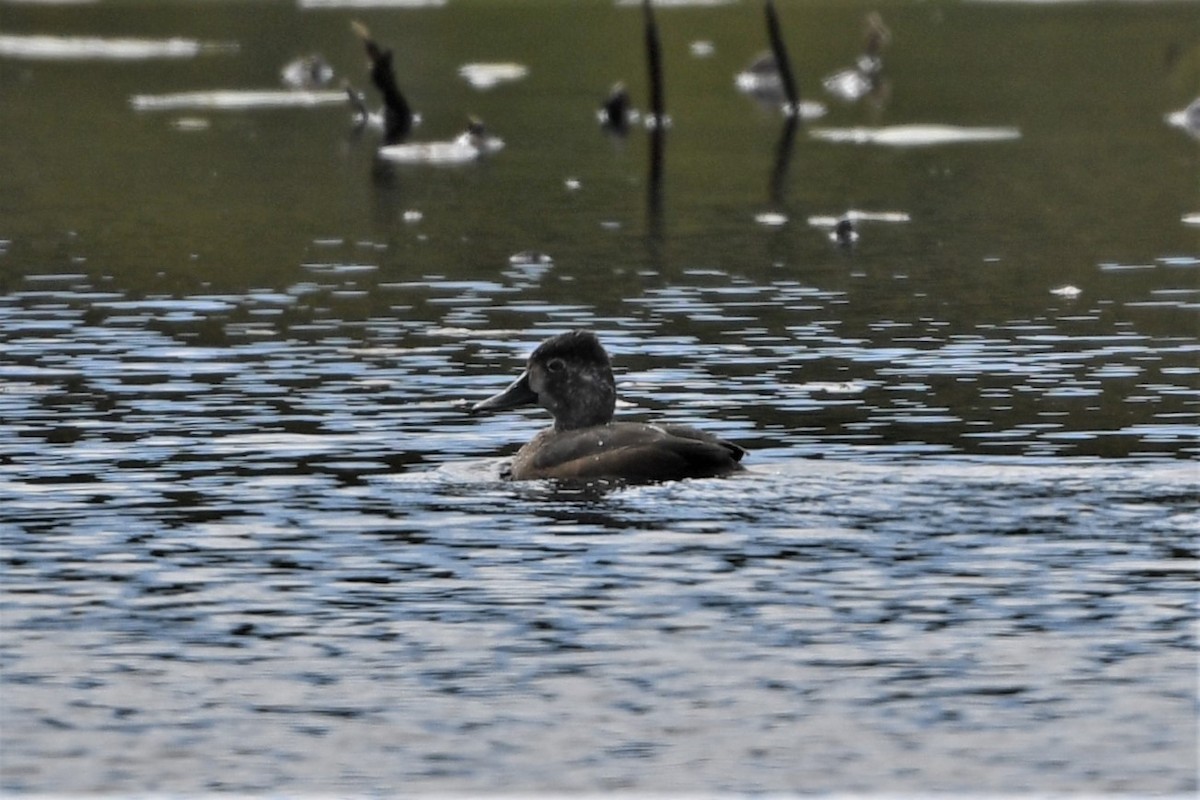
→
(471, 330, 745, 482)
(508, 422, 744, 481)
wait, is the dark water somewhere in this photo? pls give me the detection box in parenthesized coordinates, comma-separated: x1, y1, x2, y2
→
(1, 0, 1198, 795)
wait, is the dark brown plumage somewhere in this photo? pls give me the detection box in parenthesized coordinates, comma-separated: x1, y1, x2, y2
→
(471, 330, 745, 482)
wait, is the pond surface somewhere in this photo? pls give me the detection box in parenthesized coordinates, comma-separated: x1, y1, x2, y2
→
(1, 0, 1197, 795)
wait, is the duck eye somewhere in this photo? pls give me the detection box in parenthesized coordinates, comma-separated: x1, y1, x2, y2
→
(546, 358, 566, 373)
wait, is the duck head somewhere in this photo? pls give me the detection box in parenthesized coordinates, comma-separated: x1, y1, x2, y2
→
(471, 330, 617, 431)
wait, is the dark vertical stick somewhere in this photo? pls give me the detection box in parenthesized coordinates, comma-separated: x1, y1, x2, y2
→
(643, 0, 666, 236)
(769, 115, 798, 204)
(643, 0, 665, 126)
(765, 0, 800, 116)
(352, 21, 413, 144)
(648, 124, 665, 235)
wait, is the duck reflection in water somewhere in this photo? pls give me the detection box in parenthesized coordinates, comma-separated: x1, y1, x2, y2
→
(471, 330, 746, 482)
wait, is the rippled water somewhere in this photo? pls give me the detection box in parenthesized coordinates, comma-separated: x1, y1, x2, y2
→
(2, 440, 1196, 793)
(2, 0, 1198, 795)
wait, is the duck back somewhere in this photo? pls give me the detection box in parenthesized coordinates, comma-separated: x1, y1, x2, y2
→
(508, 422, 745, 482)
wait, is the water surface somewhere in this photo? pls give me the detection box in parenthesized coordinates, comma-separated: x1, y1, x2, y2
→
(1, 0, 1197, 795)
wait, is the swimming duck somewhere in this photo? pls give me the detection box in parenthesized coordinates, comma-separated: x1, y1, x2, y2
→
(470, 330, 746, 482)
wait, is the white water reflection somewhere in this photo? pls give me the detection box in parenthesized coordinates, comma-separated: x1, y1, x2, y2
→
(130, 90, 348, 112)
(377, 130, 505, 164)
(298, 0, 446, 7)
(617, 0, 739, 6)
(809, 124, 1021, 147)
(5, 273, 1193, 462)
(0, 33, 236, 60)
(1050, 285, 1082, 298)
(1165, 99, 1200, 139)
(807, 211, 912, 226)
(458, 62, 529, 90)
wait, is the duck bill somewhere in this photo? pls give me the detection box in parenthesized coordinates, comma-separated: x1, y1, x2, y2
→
(471, 370, 538, 414)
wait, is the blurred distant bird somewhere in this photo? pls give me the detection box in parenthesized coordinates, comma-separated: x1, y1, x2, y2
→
(823, 12, 891, 103)
(598, 81, 638, 132)
(833, 217, 859, 247)
(280, 53, 335, 90)
(734, 1, 826, 119)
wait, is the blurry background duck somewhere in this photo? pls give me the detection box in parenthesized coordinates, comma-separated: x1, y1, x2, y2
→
(280, 53, 335, 90)
(822, 12, 891, 104)
(734, 0, 826, 120)
(736, 50, 789, 98)
(470, 330, 746, 482)
(597, 81, 640, 134)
